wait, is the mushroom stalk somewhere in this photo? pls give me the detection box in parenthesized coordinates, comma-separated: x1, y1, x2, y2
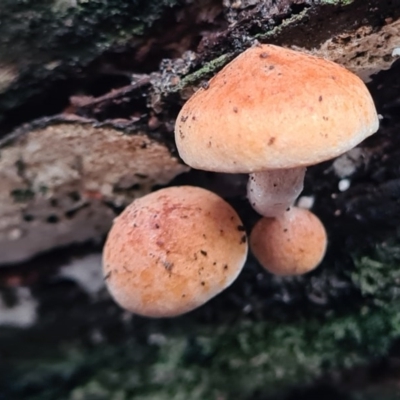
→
(247, 167, 306, 217)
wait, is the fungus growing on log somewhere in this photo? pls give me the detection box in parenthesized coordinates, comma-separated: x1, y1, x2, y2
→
(103, 186, 248, 318)
(175, 44, 379, 217)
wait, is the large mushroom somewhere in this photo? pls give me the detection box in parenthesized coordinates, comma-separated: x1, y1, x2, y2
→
(175, 44, 379, 217)
(103, 186, 248, 317)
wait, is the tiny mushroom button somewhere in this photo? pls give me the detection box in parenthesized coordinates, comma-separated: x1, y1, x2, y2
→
(250, 207, 327, 276)
(175, 44, 379, 217)
(103, 186, 248, 318)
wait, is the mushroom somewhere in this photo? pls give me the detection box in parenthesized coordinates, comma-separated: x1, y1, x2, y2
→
(175, 44, 379, 217)
(103, 186, 248, 318)
(250, 207, 327, 276)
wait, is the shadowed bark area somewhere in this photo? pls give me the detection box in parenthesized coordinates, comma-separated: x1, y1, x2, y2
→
(1, 1, 400, 399)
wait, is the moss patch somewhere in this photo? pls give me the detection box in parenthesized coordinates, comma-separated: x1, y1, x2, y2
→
(2, 299, 400, 399)
(352, 240, 400, 307)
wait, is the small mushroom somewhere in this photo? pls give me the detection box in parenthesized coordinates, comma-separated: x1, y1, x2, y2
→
(250, 207, 327, 276)
(103, 186, 248, 317)
(175, 44, 379, 217)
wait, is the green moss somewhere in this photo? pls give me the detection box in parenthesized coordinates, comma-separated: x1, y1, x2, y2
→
(175, 54, 233, 92)
(172, 9, 312, 91)
(3, 302, 400, 399)
(351, 242, 400, 306)
(255, 7, 310, 41)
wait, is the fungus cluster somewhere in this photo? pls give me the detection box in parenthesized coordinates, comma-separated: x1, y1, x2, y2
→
(175, 44, 379, 275)
(103, 186, 247, 317)
(103, 44, 379, 318)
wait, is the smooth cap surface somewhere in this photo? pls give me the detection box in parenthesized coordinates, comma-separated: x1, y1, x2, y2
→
(175, 44, 379, 173)
(103, 186, 248, 317)
(250, 207, 327, 276)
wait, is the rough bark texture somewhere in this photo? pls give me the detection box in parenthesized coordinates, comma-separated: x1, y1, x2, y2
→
(1, 0, 400, 399)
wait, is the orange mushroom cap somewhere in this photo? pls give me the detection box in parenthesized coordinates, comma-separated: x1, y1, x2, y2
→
(250, 207, 327, 276)
(175, 44, 378, 173)
(103, 186, 248, 317)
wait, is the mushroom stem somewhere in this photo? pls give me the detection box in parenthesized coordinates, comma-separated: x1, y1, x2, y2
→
(247, 167, 306, 217)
